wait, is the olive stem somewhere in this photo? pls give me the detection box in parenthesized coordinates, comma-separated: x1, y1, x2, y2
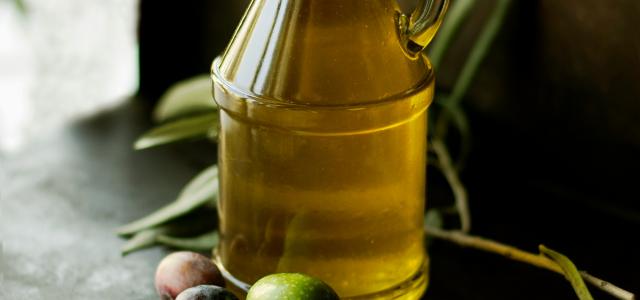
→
(431, 138, 471, 233)
(424, 226, 636, 300)
(580, 271, 636, 300)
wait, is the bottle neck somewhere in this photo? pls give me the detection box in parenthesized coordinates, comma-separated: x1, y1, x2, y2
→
(217, 0, 431, 105)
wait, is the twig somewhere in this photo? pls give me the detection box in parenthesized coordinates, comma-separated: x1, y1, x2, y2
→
(431, 139, 471, 232)
(426, 226, 560, 271)
(424, 226, 636, 300)
(581, 271, 636, 300)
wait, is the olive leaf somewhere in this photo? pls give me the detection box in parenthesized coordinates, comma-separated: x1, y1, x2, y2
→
(120, 208, 218, 255)
(539, 245, 594, 300)
(116, 165, 218, 236)
(134, 113, 218, 150)
(121, 228, 164, 256)
(122, 229, 219, 255)
(156, 231, 220, 252)
(154, 74, 218, 123)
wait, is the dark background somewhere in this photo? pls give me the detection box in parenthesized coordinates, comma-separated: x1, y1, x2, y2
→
(139, 0, 640, 298)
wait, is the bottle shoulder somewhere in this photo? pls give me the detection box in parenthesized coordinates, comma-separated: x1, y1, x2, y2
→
(216, 0, 434, 106)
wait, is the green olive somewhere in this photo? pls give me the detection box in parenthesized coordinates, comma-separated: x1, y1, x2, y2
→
(246, 273, 339, 300)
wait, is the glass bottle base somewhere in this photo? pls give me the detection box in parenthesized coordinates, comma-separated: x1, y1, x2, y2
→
(213, 255, 429, 300)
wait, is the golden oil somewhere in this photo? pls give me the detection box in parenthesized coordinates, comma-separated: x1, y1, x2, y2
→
(211, 0, 446, 298)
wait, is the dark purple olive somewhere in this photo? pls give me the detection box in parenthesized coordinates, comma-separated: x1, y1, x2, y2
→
(155, 251, 225, 300)
(175, 285, 238, 300)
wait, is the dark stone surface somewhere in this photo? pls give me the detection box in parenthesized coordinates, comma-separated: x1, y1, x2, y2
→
(0, 101, 212, 299)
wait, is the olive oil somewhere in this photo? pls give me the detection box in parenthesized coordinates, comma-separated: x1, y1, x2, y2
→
(211, 0, 446, 298)
(214, 72, 433, 298)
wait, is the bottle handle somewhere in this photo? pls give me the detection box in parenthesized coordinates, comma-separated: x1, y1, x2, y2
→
(397, 0, 449, 57)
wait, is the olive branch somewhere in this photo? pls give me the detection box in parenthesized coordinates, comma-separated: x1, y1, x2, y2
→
(116, 1, 635, 299)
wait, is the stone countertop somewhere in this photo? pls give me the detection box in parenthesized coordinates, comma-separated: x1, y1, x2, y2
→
(1, 100, 637, 300)
(1, 101, 206, 299)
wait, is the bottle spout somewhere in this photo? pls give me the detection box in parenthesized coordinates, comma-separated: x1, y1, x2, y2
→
(397, 0, 449, 57)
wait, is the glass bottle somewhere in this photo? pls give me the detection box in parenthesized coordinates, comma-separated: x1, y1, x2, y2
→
(211, 0, 447, 299)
